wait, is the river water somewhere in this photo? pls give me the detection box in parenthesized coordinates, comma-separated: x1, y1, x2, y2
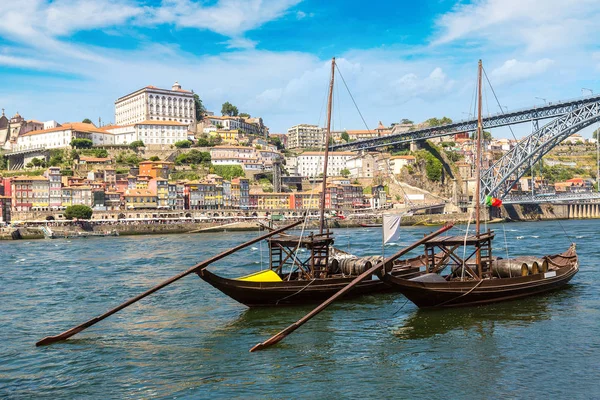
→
(1, 220, 599, 399)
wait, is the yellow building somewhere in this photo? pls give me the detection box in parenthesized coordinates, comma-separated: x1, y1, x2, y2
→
(124, 189, 157, 209)
(148, 178, 169, 208)
(215, 129, 245, 144)
(31, 176, 50, 209)
(136, 175, 151, 190)
(254, 192, 291, 209)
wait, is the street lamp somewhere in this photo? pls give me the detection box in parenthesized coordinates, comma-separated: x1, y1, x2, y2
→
(535, 97, 547, 105)
(582, 88, 593, 96)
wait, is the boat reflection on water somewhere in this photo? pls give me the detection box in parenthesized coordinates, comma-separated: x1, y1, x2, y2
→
(391, 287, 577, 341)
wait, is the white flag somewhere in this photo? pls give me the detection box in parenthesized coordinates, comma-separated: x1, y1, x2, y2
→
(383, 214, 402, 244)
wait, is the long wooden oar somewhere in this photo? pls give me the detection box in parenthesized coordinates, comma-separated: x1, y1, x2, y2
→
(36, 219, 304, 347)
(250, 223, 454, 352)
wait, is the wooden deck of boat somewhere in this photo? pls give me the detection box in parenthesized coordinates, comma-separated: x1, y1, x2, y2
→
(424, 231, 495, 246)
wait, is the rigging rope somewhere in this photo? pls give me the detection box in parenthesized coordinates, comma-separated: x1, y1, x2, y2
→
(335, 63, 371, 133)
(482, 66, 519, 142)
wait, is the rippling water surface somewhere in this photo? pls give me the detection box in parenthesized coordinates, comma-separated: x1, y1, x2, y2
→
(1, 220, 599, 399)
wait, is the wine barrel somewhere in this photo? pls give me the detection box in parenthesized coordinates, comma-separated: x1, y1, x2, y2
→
(514, 257, 549, 274)
(338, 258, 373, 276)
(491, 259, 529, 278)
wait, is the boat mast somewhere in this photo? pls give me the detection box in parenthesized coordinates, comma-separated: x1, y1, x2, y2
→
(476, 59, 483, 236)
(319, 57, 335, 234)
(475, 59, 483, 278)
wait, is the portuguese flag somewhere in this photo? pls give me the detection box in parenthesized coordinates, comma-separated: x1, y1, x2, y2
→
(485, 195, 502, 207)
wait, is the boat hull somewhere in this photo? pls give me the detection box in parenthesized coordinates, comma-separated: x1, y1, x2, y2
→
(198, 267, 421, 307)
(382, 251, 579, 308)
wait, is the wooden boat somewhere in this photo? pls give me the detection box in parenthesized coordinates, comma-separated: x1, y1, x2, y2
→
(199, 58, 417, 307)
(380, 60, 579, 308)
(359, 222, 382, 228)
(380, 234, 578, 308)
(199, 253, 426, 307)
(248, 60, 580, 352)
(199, 229, 446, 306)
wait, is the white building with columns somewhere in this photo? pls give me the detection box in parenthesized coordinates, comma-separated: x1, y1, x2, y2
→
(114, 82, 196, 129)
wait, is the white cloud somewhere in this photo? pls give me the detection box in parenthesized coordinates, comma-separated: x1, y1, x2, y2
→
(392, 67, 454, 100)
(0, 54, 50, 69)
(0, 0, 301, 53)
(490, 58, 554, 84)
(433, 0, 600, 53)
(223, 37, 259, 50)
(146, 0, 301, 37)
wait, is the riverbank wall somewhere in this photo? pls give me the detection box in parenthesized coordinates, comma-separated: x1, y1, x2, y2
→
(2, 203, 598, 241)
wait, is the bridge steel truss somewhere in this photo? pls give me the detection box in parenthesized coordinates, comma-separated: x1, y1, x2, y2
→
(480, 99, 600, 203)
(502, 192, 600, 205)
(331, 94, 600, 152)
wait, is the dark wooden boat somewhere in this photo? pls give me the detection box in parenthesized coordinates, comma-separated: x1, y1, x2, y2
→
(200, 58, 415, 307)
(380, 233, 579, 308)
(199, 231, 435, 307)
(380, 60, 579, 309)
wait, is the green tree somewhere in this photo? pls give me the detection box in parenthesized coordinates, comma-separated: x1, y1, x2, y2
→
(129, 140, 145, 150)
(209, 135, 223, 146)
(82, 118, 93, 124)
(221, 102, 239, 116)
(174, 150, 211, 166)
(31, 157, 45, 167)
(82, 148, 108, 158)
(196, 137, 210, 147)
(426, 116, 452, 127)
(268, 136, 283, 150)
(71, 138, 93, 149)
(239, 112, 251, 118)
(470, 130, 493, 140)
(0, 155, 7, 170)
(149, 156, 160, 161)
(174, 140, 192, 148)
(194, 93, 206, 122)
(341, 131, 350, 142)
(212, 164, 244, 180)
(340, 167, 351, 177)
(417, 150, 443, 182)
(593, 129, 599, 140)
(65, 205, 93, 220)
(401, 119, 413, 124)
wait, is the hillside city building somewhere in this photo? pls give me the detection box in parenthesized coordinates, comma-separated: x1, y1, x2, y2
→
(287, 124, 324, 149)
(114, 82, 196, 129)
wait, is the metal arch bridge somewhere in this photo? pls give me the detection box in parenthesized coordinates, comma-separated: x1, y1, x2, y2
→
(481, 98, 600, 203)
(330, 94, 600, 152)
(502, 192, 600, 205)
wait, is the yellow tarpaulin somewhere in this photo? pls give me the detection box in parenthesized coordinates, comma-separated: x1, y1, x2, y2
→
(235, 269, 283, 282)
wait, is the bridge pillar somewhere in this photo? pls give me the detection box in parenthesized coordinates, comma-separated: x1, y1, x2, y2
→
(410, 141, 421, 152)
(585, 204, 589, 218)
(587, 204, 591, 218)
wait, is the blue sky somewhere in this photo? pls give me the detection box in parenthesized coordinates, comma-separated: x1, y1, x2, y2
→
(1, 0, 599, 138)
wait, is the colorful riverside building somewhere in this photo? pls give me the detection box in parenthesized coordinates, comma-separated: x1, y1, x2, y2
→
(232, 178, 250, 210)
(139, 161, 175, 179)
(12, 176, 46, 211)
(124, 189, 157, 209)
(148, 178, 169, 208)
